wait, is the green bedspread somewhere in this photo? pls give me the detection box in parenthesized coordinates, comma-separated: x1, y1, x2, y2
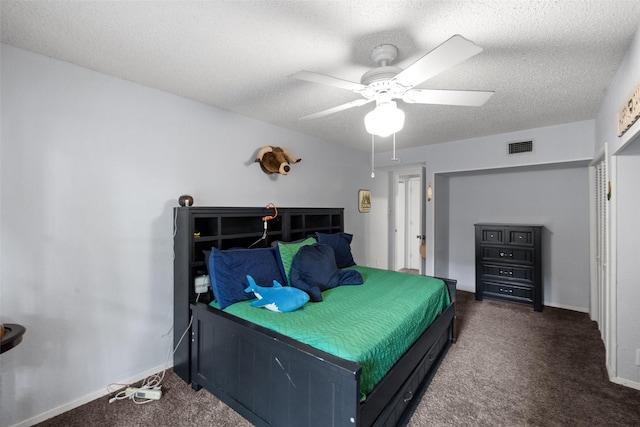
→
(211, 266, 450, 399)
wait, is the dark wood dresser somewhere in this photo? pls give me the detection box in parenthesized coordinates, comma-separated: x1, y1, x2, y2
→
(474, 223, 543, 311)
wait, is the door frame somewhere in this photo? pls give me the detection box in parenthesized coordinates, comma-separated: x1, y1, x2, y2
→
(589, 143, 616, 378)
(388, 165, 426, 274)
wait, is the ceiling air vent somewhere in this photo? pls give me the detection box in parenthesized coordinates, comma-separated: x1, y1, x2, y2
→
(508, 140, 533, 155)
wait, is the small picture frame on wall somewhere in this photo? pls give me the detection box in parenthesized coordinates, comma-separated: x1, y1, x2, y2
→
(358, 189, 371, 213)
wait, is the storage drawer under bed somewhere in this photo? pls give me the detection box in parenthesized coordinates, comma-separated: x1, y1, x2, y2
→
(373, 326, 450, 427)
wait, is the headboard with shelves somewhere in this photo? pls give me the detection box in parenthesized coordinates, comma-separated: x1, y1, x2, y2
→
(173, 206, 344, 383)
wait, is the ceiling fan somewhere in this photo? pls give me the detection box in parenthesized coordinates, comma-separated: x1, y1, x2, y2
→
(290, 35, 493, 136)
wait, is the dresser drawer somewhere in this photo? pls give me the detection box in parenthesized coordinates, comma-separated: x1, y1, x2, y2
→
(482, 281, 533, 301)
(479, 227, 504, 244)
(480, 263, 533, 282)
(480, 228, 504, 244)
(507, 228, 535, 246)
(481, 246, 534, 263)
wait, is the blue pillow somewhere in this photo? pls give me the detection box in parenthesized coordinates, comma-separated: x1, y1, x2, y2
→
(208, 247, 285, 310)
(315, 232, 356, 268)
(290, 244, 363, 302)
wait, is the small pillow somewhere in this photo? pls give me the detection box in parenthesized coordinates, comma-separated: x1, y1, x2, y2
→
(289, 244, 363, 302)
(275, 237, 316, 285)
(208, 247, 285, 310)
(315, 232, 356, 268)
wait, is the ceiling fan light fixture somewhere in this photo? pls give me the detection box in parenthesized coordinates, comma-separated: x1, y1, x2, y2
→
(364, 100, 405, 137)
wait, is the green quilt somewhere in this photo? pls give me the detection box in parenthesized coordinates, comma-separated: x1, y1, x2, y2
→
(212, 266, 450, 399)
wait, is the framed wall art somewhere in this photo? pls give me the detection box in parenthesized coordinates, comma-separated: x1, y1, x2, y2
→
(358, 189, 371, 213)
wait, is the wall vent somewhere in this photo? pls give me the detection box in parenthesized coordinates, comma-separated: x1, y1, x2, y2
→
(508, 140, 533, 155)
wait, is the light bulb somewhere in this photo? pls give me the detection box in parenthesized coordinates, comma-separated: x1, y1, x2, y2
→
(364, 100, 405, 137)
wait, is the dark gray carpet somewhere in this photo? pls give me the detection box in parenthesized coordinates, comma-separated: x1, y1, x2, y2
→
(408, 292, 640, 426)
(36, 291, 640, 427)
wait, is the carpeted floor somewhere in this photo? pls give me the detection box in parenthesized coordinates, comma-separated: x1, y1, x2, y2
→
(407, 292, 640, 426)
(35, 291, 640, 426)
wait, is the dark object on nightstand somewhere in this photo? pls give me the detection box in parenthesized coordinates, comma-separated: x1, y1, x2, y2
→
(1, 324, 26, 353)
(475, 223, 543, 312)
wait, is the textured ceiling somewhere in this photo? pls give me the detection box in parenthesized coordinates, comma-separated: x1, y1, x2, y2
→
(2, 1, 640, 152)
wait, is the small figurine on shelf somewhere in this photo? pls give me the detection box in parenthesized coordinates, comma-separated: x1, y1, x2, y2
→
(178, 195, 194, 207)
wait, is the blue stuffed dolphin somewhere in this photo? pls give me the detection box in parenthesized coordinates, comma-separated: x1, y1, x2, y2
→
(245, 275, 309, 313)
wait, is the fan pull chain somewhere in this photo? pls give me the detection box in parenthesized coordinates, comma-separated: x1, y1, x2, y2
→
(370, 134, 376, 178)
(391, 133, 398, 161)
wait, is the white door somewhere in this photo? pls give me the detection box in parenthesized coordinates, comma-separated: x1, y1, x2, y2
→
(591, 145, 616, 376)
(406, 176, 421, 270)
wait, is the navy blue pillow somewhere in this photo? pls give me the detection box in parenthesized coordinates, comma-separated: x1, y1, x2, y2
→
(208, 247, 285, 310)
(290, 244, 363, 302)
(315, 232, 356, 268)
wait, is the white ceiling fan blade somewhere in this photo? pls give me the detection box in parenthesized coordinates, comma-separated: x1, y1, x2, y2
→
(299, 98, 373, 120)
(290, 70, 366, 92)
(393, 35, 483, 89)
(402, 89, 494, 106)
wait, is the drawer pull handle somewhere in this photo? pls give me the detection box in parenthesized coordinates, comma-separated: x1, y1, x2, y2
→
(499, 270, 513, 275)
(403, 391, 413, 403)
(499, 252, 513, 257)
(499, 288, 513, 293)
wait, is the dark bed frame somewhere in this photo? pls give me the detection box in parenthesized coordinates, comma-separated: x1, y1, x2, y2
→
(173, 206, 456, 427)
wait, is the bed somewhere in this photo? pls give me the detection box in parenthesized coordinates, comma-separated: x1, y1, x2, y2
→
(173, 206, 456, 427)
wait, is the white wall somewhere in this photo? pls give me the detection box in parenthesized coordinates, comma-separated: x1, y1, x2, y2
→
(0, 44, 377, 427)
(594, 23, 640, 387)
(615, 146, 640, 385)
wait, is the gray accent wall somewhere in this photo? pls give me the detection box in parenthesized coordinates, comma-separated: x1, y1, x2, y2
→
(433, 174, 450, 279)
(439, 163, 591, 311)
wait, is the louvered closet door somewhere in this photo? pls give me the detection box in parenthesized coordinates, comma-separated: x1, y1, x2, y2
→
(594, 158, 607, 341)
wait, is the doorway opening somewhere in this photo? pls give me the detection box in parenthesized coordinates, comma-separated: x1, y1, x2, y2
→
(394, 170, 424, 274)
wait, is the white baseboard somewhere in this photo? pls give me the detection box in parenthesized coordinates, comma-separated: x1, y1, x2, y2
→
(610, 376, 640, 391)
(9, 362, 171, 427)
(544, 301, 589, 313)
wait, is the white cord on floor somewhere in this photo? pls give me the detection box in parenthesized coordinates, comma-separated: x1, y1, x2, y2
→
(108, 293, 199, 404)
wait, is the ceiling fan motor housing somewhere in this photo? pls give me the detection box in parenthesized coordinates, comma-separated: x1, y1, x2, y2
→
(360, 66, 403, 99)
(359, 44, 404, 99)
(360, 66, 402, 85)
